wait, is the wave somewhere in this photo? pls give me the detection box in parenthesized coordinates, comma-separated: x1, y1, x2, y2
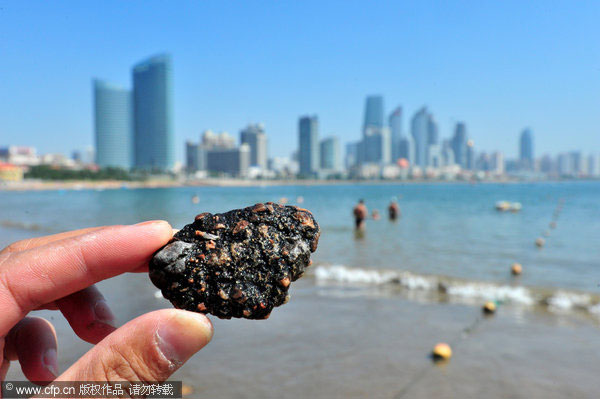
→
(313, 265, 600, 317)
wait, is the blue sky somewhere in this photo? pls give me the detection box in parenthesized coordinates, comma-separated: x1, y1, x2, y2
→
(1, 0, 599, 161)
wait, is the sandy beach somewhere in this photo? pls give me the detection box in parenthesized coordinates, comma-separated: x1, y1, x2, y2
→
(4, 274, 599, 398)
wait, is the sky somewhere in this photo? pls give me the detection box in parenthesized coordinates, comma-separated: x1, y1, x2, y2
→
(1, 0, 599, 162)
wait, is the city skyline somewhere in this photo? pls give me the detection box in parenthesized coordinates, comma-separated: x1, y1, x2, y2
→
(1, 1, 599, 160)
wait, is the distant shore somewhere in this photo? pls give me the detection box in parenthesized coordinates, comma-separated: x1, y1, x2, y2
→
(0, 176, 596, 192)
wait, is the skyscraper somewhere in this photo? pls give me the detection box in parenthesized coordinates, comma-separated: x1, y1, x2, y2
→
(360, 95, 390, 165)
(398, 136, 414, 164)
(345, 141, 360, 170)
(519, 128, 534, 170)
(388, 106, 402, 161)
(93, 79, 133, 169)
(298, 115, 319, 176)
(363, 95, 384, 132)
(133, 54, 174, 171)
(466, 140, 475, 170)
(451, 122, 468, 168)
(240, 123, 268, 170)
(320, 137, 341, 172)
(411, 107, 429, 168)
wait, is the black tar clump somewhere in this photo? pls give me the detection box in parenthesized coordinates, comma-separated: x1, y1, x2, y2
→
(149, 203, 320, 319)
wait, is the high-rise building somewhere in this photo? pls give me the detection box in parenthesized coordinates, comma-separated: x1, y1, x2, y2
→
(362, 127, 391, 164)
(491, 152, 505, 174)
(441, 139, 455, 166)
(587, 153, 600, 176)
(519, 128, 534, 170)
(345, 141, 360, 170)
(133, 54, 174, 171)
(569, 151, 583, 175)
(388, 106, 402, 161)
(465, 140, 475, 170)
(93, 79, 133, 169)
(411, 107, 430, 168)
(240, 123, 268, 170)
(451, 122, 467, 168)
(398, 136, 414, 164)
(185, 141, 199, 172)
(298, 115, 319, 176)
(206, 144, 250, 177)
(360, 96, 389, 165)
(540, 154, 555, 174)
(363, 95, 384, 132)
(320, 136, 341, 172)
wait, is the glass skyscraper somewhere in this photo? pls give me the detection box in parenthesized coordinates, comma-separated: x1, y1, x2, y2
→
(298, 115, 319, 176)
(93, 79, 133, 169)
(519, 128, 534, 170)
(240, 123, 268, 169)
(451, 122, 468, 168)
(320, 136, 341, 171)
(411, 107, 430, 168)
(363, 95, 384, 131)
(388, 106, 402, 162)
(133, 54, 174, 171)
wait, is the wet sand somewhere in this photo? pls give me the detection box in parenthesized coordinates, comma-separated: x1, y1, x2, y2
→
(5, 274, 599, 398)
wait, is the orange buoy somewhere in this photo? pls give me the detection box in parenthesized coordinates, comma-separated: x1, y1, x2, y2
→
(432, 343, 452, 361)
(483, 301, 496, 314)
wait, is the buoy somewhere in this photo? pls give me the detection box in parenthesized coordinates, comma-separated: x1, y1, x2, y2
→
(535, 237, 545, 247)
(549, 221, 557, 229)
(495, 201, 510, 212)
(432, 343, 452, 361)
(191, 195, 200, 204)
(483, 301, 496, 314)
(279, 197, 288, 205)
(543, 230, 550, 237)
(296, 196, 304, 204)
(511, 263, 522, 275)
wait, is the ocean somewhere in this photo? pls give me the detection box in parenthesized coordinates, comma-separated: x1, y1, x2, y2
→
(2, 181, 600, 398)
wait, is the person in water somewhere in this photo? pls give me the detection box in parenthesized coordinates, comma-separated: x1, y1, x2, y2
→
(353, 199, 368, 230)
(388, 200, 400, 220)
(372, 209, 380, 220)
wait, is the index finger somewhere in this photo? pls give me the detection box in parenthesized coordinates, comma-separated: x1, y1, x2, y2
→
(0, 221, 173, 336)
(1, 227, 107, 254)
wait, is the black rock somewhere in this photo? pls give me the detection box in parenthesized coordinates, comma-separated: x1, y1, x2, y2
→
(149, 203, 320, 319)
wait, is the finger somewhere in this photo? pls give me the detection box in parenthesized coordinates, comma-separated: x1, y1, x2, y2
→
(56, 286, 116, 345)
(0, 221, 173, 337)
(5, 317, 58, 383)
(1, 227, 107, 254)
(0, 358, 9, 382)
(0, 339, 9, 382)
(33, 302, 59, 311)
(56, 310, 212, 383)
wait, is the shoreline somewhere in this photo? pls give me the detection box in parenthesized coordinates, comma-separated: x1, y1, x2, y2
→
(1, 177, 597, 192)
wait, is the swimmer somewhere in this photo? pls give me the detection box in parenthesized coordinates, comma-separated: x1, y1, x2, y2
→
(388, 200, 400, 220)
(353, 199, 368, 230)
(372, 210, 380, 220)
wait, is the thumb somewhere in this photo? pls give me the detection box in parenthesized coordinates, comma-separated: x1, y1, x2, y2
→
(55, 309, 213, 383)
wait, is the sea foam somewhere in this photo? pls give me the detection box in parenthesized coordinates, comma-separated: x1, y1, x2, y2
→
(313, 265, 600, 317)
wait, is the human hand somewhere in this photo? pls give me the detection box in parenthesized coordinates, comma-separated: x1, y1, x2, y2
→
(0, 221, 213, 386)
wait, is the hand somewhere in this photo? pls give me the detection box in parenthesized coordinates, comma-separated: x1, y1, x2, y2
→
(0, 221, 213, 385)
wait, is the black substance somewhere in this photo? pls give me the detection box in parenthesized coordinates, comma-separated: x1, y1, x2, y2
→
(149, 203, 320, 319)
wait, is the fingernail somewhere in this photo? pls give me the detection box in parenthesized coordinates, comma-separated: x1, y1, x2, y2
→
(93, 300, 116, 328)
(42, 348, 58, 377)
(156, 312, 213, 366)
